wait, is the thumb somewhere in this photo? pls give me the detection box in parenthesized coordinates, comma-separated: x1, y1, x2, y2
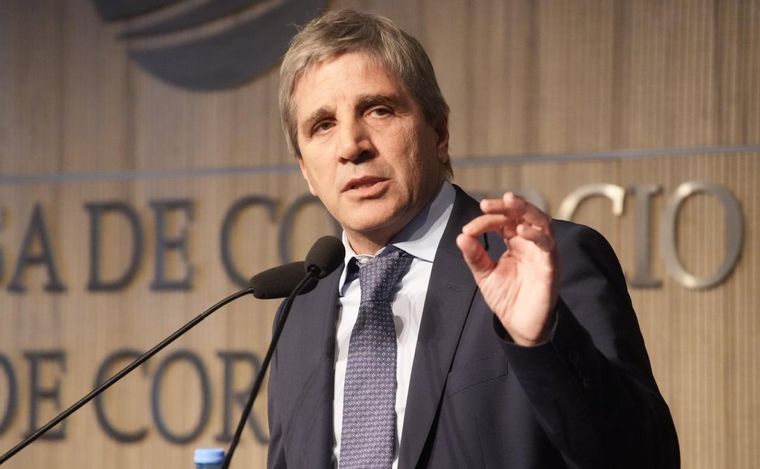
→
(456, 233, 494, 282)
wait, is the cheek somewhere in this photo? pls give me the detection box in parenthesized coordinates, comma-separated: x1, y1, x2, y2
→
(404, 136, 430, 181)
(393, 129, 421, 167)
(300, 159, 328, 194)
(310, 166, 332, 193)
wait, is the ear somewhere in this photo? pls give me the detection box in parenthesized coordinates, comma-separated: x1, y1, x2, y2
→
(298, 158, 318, 196)
(434, 115, 450, 164)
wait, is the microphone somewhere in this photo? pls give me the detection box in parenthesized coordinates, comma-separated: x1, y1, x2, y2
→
(250, 234, 343, 297)
(305, 235, 345, 278)
(250, 261, 317, 299)
(250, 235, 344, 298)
(221, 236, 344, 469)
(0, 243, 339, 465)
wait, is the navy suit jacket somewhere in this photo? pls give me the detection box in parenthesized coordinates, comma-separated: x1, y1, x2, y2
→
(267, 187, 679, 468)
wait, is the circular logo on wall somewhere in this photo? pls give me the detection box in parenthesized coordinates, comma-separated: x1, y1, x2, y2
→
(90, 0, 326, 91)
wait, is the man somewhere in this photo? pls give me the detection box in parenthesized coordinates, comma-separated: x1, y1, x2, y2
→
(268, 9, 679, 469)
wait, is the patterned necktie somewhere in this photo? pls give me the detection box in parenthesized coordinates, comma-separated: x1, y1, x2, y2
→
(339, 248, 413, 468)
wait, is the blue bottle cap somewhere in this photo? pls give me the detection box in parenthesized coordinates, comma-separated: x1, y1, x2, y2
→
(194, 448, 225, 464)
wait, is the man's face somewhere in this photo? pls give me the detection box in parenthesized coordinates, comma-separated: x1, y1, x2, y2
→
(293, 52, 449, 254)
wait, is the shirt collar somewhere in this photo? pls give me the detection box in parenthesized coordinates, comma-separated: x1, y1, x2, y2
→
(337, 181, 455, 293)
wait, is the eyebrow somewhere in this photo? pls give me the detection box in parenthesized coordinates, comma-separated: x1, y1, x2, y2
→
(355, 92, 407, 111)
(299, 92, 410, 135)
(301, 108, 333, 136)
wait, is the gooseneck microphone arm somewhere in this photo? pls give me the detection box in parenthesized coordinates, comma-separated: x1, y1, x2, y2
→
(0, 257, 318, 465)
(221, 270, 317, 469)
(0, 287, 253, 466)
(222, 236, 345, 469)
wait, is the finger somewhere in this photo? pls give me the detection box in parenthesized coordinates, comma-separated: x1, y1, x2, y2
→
(462, 214, 509, 237)
(481, 193, 552, 230)
(480, 198, 522, 218)
(480, 193, 525, 214)
(456, 233, 494, 279)
(504, 218, 518, 238)
(516, 223, 555, 251)
(503, 193, 552, 229)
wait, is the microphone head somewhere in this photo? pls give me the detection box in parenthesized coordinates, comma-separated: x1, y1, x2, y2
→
(249, 261, 317, 299)
(305, 236, 345, 279)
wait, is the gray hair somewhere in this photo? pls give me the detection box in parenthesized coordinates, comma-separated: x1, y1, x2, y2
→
(279, 9, 452, 176)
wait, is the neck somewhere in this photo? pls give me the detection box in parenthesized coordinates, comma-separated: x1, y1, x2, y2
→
(345, 229, 393, 256)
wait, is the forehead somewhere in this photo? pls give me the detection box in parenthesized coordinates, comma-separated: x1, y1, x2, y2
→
(292, 52, 407, 117)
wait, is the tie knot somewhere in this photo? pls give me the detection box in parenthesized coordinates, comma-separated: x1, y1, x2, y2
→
(358, 248, 412, 304)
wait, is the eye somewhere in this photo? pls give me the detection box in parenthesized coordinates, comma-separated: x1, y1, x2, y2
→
(312, 120, 334, 135)
(368, 106, 392, 118)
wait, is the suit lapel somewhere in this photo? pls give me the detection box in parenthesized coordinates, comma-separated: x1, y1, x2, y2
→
(398, 188, 485, 469)
(281, 266, 341, 469)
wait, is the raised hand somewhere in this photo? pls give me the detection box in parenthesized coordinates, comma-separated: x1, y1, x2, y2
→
(456, 192, 559, 346)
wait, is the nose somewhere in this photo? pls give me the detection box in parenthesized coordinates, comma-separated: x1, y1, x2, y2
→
(336, 119, 374, 163)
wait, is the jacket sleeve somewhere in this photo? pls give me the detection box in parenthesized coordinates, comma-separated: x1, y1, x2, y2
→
(500, 221, 680, 469)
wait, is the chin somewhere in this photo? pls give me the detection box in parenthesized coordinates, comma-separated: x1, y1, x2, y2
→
(347, 219, 394, 235)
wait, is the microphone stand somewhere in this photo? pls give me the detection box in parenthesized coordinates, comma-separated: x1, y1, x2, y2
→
(221, 270, 317, 469)
(0, 287, 254, 465)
